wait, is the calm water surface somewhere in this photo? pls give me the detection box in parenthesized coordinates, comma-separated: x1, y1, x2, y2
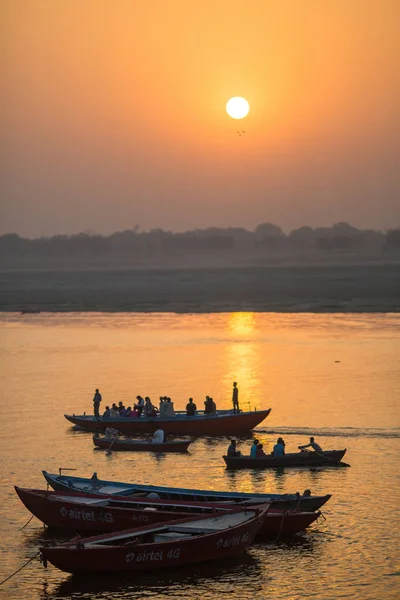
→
(0, 312, 399, 600)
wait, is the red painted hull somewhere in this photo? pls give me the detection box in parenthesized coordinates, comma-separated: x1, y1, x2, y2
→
(65, 408, 271, 436)
(15, 487, 320, 537)
(40, 510, 267, 575)
(93, 436, 191, 452)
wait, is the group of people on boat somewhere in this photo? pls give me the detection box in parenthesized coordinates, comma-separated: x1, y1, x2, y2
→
(227, 436, 323, 458)
(93, 388, 225, 419)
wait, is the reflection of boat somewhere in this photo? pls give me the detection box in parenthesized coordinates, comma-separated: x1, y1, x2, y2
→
(93, 435, 191, 453)
(43, 470, 331, 512)
(65, 408, 272, 436)
(15, 487, 320, 537)
(223, 449, 348, 469)
(39, 508, 267, 575)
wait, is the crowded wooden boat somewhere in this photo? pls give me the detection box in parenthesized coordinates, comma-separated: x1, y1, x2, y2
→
(65, 407, 272, 436)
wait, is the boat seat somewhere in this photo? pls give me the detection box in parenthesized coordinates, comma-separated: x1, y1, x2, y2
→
(169, 526, 218, 535)
(154, 532, 192, 542)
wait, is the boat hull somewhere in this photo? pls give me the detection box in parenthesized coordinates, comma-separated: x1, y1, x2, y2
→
(65, 408, 271, 436)
(223, 449, 348, 469)
(40, 510, 266, 575)
(15, 487, 320, 537)
(93, 436, 191, 452)
(42, 471, 332, 512)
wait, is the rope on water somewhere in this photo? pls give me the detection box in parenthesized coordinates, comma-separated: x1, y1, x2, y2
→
(0, 551, 40, 586)
(19, 514, 35, 530)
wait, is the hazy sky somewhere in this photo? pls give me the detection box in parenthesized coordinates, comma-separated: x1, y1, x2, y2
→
(2, 0, 400, 237)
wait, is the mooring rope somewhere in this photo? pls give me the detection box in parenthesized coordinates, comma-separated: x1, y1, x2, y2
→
(0, 551, 40, 586)
(270, 510, 288, 543)
(19, 514, 35, 530)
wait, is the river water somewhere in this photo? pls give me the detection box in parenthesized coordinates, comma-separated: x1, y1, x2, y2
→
(0, 312, 399, 600)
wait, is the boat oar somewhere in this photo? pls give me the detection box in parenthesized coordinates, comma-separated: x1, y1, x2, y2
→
(106, 433, 119, 456)
(301, 448, 350, 468)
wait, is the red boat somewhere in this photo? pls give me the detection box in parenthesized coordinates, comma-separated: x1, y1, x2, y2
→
(93, 435, 192, 453)
(64, 408, 272, 436)
(15, 487, 321, 538)
(39, 508, 268, 575)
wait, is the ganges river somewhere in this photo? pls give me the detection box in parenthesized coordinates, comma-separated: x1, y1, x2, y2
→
(0, 312, 399, 600)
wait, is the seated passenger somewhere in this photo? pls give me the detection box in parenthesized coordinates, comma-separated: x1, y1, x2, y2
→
(102, 406, 111, 418)
(144, 396, 154, 416)
(121, 406, 132, 417)
(227, 439, 241, 457)
(151, 427, 165, 444)
(204, 396, 216, 414)
(256, 443, 266, 457)
(130, 407, 139, 418)
(250, 438, 259, 458)
(186, 398, 197, 416)
(117, 401, 125, 415)
(272, 437, 286, 457)
(109, 404, 120, 418)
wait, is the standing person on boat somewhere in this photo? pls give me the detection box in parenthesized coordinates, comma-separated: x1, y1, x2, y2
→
(273, 437, 286, 457)
(232, 382, 240, 413)
(159, 397, 166, 416)
(227, 439, 241, 457)
(250, 438, 259, 458)
(93, 389, 102, 419)
(164, 397, 175, 417)
(151, 426, 165, 444)
(299, 437, 323, 453)
(186, 398, 197, 416)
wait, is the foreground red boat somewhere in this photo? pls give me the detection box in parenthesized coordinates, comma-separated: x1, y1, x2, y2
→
(65, 408, 271, 436)
(93, 435, 192, 452)
(40, 508, 267, 575)
(16, 487, 321, 537)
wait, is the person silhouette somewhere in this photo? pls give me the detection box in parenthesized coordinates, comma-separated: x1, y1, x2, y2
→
(232, 382, 240, 413)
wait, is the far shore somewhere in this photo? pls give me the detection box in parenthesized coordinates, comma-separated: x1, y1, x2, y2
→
(1, 261, 399, 313)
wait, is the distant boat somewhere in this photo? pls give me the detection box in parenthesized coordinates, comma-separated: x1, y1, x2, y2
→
(39, 507, 268, 575)
(42, 470, 331, 512)
(223, 449, 348, 469)
(93, 434, 192, 453)
(21, 309, 41, 314)
(64, 408, 272, 437)
(15, 487, 320, 537)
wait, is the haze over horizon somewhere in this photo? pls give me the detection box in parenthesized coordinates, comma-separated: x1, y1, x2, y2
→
(2, 0, 400, 238)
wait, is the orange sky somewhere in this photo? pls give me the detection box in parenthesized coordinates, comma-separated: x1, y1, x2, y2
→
(2, 0, 400, 237)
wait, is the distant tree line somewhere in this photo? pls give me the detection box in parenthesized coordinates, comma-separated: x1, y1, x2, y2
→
(0, 222, 399, 260)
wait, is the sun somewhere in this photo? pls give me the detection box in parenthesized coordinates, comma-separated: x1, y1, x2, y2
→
(226, 97, 250, 119)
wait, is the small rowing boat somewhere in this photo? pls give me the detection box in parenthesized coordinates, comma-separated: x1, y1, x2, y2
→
(39, 508, 268, 575)
(15, 487, 321, 537)
(64, 408, 272, 436)
(93, 434, 191, 453)
(42, 470, 331, 511)
(223, 449, 348, 469)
